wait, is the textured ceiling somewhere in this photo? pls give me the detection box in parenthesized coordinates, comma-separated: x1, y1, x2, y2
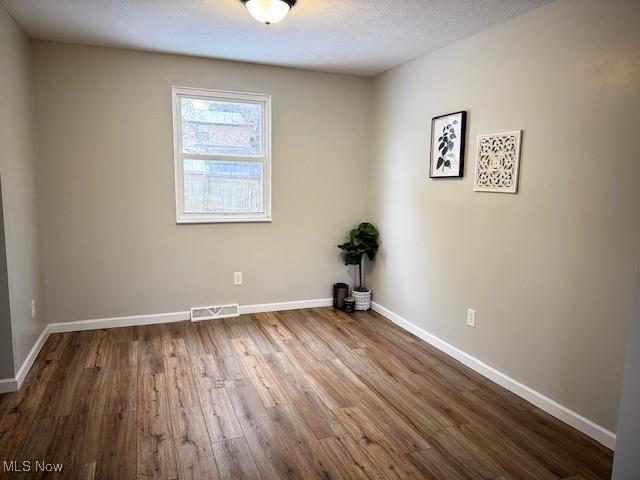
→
(1, 0, 552, 76)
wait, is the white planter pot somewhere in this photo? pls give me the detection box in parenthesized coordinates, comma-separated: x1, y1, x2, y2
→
(352, 289, 371, 311)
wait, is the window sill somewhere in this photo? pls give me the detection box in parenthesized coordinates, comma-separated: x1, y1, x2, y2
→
(176, 216, 272, 224)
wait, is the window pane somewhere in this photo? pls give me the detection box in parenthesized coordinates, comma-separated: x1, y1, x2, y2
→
(181, 98, 262, 156)
(184, 159, 263, 214)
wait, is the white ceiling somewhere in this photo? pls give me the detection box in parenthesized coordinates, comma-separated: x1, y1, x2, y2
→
(1, 0, 552, 76)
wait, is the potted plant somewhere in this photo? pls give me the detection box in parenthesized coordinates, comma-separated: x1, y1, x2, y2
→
(337, 222, 379, 310)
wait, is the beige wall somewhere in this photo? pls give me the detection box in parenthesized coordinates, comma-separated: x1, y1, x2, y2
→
(367, 0, 640, 432)
(613, 262, 640, 478)
(32, 42, 371, 324)
(0, 185, 14, 379)
(0, 5, 47, 377)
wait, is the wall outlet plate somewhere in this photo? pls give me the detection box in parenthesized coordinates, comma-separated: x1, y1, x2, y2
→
(31, 299, 36, 319)
(234, 272, 243, 286)
(467, 308, 476, 327)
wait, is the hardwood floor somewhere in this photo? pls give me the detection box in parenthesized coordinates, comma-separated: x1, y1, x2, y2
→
(0, 308, 613, 479)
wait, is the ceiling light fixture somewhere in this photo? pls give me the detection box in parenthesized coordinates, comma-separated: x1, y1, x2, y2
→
(241, 0, 296, 25)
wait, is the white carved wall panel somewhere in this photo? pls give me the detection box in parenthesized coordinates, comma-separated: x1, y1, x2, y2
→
(474, 130, 522, 193)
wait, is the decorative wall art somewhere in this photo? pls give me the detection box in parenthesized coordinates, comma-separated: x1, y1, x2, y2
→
(429, 111, 467, 178)
(474, 130, 522, 193)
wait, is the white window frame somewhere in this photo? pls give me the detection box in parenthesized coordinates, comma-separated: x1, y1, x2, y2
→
(172, 86, 272, 224)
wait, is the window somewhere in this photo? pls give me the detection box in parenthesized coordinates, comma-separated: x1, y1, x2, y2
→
(172, 87, 271, 223)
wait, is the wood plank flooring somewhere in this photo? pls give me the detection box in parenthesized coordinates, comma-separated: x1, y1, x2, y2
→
(0, 308, 613, 479)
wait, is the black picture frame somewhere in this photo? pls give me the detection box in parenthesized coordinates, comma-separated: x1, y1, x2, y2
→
(429, 111, 467, 178)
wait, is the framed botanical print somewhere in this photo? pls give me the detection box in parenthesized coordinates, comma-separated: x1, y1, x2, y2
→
(430, 111, 467, 178)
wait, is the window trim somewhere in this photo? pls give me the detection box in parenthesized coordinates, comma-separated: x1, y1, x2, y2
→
(172, 86, 272, 224)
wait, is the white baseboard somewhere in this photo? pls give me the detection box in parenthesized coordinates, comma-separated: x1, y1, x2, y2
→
(48, 310, 190, 334)
(371, 302, 616, 450)
(239, 298, 332, 314)
(0, 323, 50, 393)
(15, 325, 50, 389)
(0, 377, 18, 394)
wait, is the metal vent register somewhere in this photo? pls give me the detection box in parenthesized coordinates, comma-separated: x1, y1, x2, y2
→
(190, 304, 240, 322)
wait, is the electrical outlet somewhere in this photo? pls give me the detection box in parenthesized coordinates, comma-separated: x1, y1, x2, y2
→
(234, 272, 243, 286)
(466, 308, 476, 327)
(31, 299, 36, 319)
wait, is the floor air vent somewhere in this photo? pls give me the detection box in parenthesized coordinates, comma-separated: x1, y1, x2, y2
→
(190, 304, 240, 322)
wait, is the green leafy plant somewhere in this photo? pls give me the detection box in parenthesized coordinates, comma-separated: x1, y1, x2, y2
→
(337, 223, 379, 291)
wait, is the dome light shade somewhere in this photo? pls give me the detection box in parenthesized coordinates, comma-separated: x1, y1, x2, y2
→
(242, 0, 296, 25)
